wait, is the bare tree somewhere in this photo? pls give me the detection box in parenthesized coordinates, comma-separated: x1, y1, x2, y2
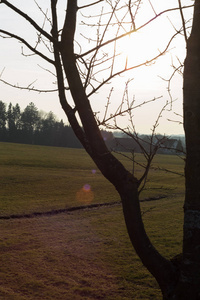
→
(0, 0, 198, 298)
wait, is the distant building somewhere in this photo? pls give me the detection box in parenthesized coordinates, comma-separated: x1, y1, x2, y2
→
(106, 137, 184, 155)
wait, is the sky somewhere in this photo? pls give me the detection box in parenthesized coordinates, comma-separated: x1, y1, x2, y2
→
(0, 0, 194, 135)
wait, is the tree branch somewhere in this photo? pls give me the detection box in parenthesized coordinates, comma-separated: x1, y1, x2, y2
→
(51, 0, 89, 150)
(1, 0, 55, 43)
(178, 0, 188, 43)
(78, 0, 104, 10)
(0, 29, 54, 65)
(0, 78, 58, 93)
(87, 30, 180, 97)
(77, 5, 194, 59)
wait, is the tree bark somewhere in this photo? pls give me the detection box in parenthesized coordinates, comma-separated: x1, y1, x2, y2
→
(177, 0, 200, 298)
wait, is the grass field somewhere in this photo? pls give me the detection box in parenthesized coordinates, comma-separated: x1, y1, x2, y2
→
(0, 142, 185, 299)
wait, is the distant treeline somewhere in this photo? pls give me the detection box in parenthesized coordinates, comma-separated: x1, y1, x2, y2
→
(0, 101, 84, 148)
(0, 100, 184, 153)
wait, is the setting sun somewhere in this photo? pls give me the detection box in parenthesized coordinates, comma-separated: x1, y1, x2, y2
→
(116, 23, 168, 70)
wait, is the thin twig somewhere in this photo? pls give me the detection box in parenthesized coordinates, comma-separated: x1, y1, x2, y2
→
(0, 78, 58, 93)
(0, 29, 54, 65)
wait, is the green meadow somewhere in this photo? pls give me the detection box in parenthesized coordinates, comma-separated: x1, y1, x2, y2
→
(0, 142, 184, 299)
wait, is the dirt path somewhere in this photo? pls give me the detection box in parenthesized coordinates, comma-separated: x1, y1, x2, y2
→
(0, 201, 162, 299)
(0, 196, 166, 220)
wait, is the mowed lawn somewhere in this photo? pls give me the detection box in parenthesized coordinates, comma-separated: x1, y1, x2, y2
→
(0, 142, 121, 217)
(0, 142, 185, 299)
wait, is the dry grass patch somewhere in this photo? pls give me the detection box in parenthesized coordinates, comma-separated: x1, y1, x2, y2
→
(0, 194, 184, 299)
(0, 204, 167, 300)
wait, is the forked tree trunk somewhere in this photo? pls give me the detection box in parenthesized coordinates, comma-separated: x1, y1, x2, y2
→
(53, 0, 200, 299)
(56, 1, 179, 298)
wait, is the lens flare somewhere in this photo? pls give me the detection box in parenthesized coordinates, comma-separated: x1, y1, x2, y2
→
(76, 184, 94, 204)
(83, 184, 91, 191)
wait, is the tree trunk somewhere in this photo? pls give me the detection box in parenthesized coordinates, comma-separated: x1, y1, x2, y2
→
(117, 178, 179, 299)
(56, 0, 181, 298)
(176, 1, 200, 298)
(54, 0, 200, 298)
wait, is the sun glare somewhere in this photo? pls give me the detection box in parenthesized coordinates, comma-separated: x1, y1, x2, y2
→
(117, 28, 161, 69)
(113, 7, 176, 72)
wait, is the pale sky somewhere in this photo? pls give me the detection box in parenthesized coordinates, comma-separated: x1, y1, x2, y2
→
(0, 0, 194, 135)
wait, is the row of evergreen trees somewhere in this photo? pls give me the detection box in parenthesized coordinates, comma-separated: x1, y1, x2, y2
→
(0, 100, 183, 152)
(0, 101, 83, 148)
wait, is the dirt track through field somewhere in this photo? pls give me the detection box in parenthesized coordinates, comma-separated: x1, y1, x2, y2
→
(0, 195, 170, 299)
(0, 196, 166, 220)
